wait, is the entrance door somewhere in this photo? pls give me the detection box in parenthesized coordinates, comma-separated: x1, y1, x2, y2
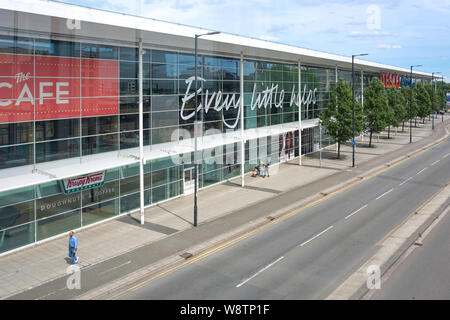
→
(183, 167, 195, 195)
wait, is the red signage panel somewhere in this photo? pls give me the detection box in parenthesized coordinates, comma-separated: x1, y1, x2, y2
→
(0, 53, 119, 123)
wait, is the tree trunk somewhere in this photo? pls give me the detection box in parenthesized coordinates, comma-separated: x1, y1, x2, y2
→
(423, 118, 425, 124)
(388, 126, 390, 139)
(415, 118, 417, 127)
(402, 122, 405, 132)
(369, 129, 373, 148)
(337, 142, 340, 159)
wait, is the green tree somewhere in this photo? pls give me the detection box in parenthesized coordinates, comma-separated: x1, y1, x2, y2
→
(364, 77, 389, 147)
(415, 82, 431, 123)
(386, 86, 404, 138)
(320, 78, 363, 159)
(400, 86, 411, 131)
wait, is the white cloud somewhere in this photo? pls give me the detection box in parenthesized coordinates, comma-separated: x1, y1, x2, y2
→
(378, 44, 402, 49)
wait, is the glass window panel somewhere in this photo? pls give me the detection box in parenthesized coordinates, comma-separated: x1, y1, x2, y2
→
(37, 181, 61, 198)
(151, 95, 178, 112)
(81, 43, 118, 59)
(151, 63, 178, 78)
(121, 163, 139, 178)
(152, 111, 178, 128)
(35, 39, 80, 57)
(152, 79, 177, 95)
(0, 35, 33, 54)
(36, 209, 81, 241)
(82, 134, 118, 156)
(82, 116, 118, 136)
(0, 122, 33, 146)
(151, 169, 168, 187)
(0, 200, 34, 230)
(82, 180, 119, 206)
(36, 138, 80, 163)
(36, 192, 81, 220)
(119, 46, 138, 61)
(120, 175, 139, 195)
(0, 144, 33, 170)
(120, 61, 138, 78)
(152, 184, 169, 203)
(82, 199, 119, 226)
(120, 114, 138, 131)
(120, 192, 140, 213)
(120, 131, 138, 149)
(0, 222, 35, 254)
(36, 119, 80, 142)
(151, 156, 173, 171)
(151, 126, 177, 144)
(152, 50, 177, 64)
(120, 96, 151, 114)
(0, 186, 34, 207)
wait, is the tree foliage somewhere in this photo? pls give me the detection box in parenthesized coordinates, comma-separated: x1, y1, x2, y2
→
(363, 77, 389, 146)
(320, 78, 363, 158)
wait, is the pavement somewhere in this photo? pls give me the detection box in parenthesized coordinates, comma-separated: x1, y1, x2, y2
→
(1, 115, 449, 299)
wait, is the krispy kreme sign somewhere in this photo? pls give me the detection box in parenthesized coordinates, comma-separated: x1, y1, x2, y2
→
(61, 171, 106, 194)
(0, 53, 119, 123)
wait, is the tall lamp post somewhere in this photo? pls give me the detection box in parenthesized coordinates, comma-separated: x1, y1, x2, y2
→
(409, 65, 422, 144)
(194, 31, 220, 227)
(441, 75, 445, 123)
(431, 72, 441, 130)
(352, 53, 368, 168)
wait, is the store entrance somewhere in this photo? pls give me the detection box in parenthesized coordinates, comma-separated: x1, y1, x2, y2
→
(183, 167, 195, 195)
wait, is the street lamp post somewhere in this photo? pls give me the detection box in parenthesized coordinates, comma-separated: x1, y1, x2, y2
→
(410, 65, 422, 144)
(194, 31, 220, 227)
(432, 72, 435, 130)
(352, 53, 368, 168)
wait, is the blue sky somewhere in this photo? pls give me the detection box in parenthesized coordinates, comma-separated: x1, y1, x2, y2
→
(58, 0, 449, 80)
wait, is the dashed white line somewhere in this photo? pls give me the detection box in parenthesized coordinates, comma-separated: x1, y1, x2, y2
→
(236, 256, 284, 288)
(98, 261, 131, 275)
(443, 153, 450, 159)
(345, 204, 368, 220)
(431, 160, 440, 166)
(376, 188, 394, 200)
(416, 168, 427, 175)
(299, 226, 334, 247)
(399, 176, 413, 186)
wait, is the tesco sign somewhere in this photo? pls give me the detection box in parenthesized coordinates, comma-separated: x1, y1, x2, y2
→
(0, 54, 119, 123)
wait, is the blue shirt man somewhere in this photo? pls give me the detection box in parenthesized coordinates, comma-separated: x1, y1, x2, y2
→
(68, 231, 78, 265)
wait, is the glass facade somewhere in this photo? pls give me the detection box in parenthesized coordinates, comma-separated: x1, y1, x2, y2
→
(0, 5, 428, 254)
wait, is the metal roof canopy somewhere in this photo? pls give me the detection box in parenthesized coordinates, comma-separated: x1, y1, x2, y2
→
(0, 0, 435, 79)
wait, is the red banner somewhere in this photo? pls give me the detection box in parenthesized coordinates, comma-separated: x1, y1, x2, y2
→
(0, 54, 119, 123)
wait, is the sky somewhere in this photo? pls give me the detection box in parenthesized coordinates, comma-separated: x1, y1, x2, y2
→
(57, 0, 449, 81)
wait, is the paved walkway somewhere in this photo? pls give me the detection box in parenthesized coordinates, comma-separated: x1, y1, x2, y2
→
(0, 115, 448, 299)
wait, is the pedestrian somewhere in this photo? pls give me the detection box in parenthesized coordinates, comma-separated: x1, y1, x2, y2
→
(68, 231, 79, 265)
(260, 161, 266, 178)
(265, 162, 270, 177)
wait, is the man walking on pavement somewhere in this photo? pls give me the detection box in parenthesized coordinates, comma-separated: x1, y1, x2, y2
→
(68, 231, 79, 265)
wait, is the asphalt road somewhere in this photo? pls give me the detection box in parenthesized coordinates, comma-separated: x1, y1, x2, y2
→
(369, 204, 450, 299)
(118, 136, 450, 300)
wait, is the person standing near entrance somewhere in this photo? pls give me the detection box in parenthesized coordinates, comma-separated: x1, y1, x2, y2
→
(68, 231, 79, 265)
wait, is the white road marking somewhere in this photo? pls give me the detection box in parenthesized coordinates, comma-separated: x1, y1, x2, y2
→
(443, 153, 449, 159)
(299, 226, 334, 247)
(236, 256, 284, 288)
(345, 204, 368, 220)
(399, 176, 414, 186)
(376, 188, 394, 200)
(431, 160, 440, 166)
(416, 168, 427, 175)
(98, 261, 131, 275)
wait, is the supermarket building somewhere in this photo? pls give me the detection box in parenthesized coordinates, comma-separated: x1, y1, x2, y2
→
(0, 0, 434, 255)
